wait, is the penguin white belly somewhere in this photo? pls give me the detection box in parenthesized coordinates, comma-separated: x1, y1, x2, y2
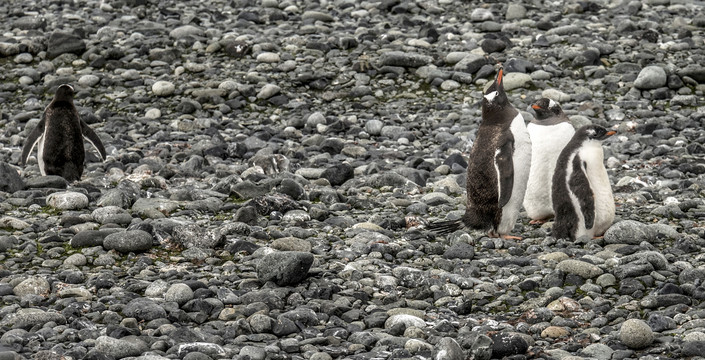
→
(497, 113, 532, 235)
(579, 142, 615, 236)
(524, 123, 574, 220)
(37, 133, 46, 176)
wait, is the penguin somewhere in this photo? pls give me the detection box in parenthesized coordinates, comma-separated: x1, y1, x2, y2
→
(20, 84, 106, 182)
(429, 68, 532, 238)
(523, 98, 575, 224)
(552, 125, 616, 240)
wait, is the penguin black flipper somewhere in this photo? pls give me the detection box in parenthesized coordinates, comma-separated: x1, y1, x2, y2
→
(496, 136, 515, 208)
(20, 117, 46, 166)
(569, 155, 595, 229)
(80, 119, 107, 160)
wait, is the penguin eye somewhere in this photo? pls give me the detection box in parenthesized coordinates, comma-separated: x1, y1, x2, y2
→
(484, 91, 499, 102)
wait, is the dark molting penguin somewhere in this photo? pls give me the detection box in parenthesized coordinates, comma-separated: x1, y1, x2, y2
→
(523, 98, 575, 224)
(552, 125, 615, 240)
(429, 68, 532, 238)
(21, 84, 106, 181)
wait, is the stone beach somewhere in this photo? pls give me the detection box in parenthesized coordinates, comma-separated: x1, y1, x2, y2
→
(0, 0, 704, 359)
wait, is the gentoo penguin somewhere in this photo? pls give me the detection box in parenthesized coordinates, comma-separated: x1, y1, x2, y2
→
(20, 84, 106, 181)
(523, 98, 575, 224)
(429, 68, 532, 238)
(552, 125, 616, 240)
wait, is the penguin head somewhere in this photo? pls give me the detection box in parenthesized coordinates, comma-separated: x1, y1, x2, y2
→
(583, 125, 616, 141)
(482, 68, 509, 115)
(531, 98, 563, 120)
(54, 84, 75, 103)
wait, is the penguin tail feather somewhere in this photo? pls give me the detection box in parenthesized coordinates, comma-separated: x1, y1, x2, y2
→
(426, 219, 464, 235)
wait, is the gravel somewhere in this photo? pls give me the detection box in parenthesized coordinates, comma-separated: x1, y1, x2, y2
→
(0, 0, 704, 359)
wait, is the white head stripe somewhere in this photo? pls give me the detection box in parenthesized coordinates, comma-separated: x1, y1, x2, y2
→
(484, 91, 499, 102)
(548, 99, 557, 108)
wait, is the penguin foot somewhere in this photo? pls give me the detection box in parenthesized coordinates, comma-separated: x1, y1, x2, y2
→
(502, 235, 522, 240)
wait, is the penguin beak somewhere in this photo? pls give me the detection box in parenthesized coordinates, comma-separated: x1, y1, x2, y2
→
(531, 104, 541, 110)
(606, 131, 616, 137)
(497, 68, 503, 86)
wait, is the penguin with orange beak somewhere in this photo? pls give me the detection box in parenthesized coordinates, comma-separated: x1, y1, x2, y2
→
(523, 98, 575, 224)
(552, 125, 616, 240)
(429, 67, 532, 239)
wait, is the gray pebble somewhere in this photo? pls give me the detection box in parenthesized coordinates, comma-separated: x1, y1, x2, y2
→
(103, 230, 153, 253)
(620, 319, 653, 349)
(634, 66, 667, 89)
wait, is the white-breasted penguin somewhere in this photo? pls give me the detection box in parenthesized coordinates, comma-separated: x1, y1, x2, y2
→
(20, 84, 106, 182)
(429, 68, 532, 238)
(552, 125, 616, 240)
(523, 98, 575, 223)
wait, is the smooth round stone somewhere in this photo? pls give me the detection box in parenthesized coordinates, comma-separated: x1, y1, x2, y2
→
(256, 84, 280, 100)
(365, 120, 383, 135)
(19, 75, 34, 85)
(164, 283, 194, 306)
(169, 25, 204, 39)
(502, 72, 532, 91)
(301, 11, 334, 22)
(145, 108, 161, 119)
(218, 80, 239, 91)
(541, 88, 571, 103)
(46, 191, 89, 210)
(445, 52, 470, 64)
(240, 346, 265, 360)
(64, 253, 87, 266)
(506, 3, 527, 20)
(310, 353, 332, 360)
(103, 230, 154, 253)
(385, 314, 425, 329)
(440, 79, 461, 91)
(306, 112, 326, 128)
(92, 206, 130, 224)
(121, 69, 141, 80)
(541, 326, 570, 338)
(634, 66, 667, 90)
(271, 237, 312, 252)
(471, 8, 494, 21)
(620, 319, 653, 349)
(14, 276, 50, 297)
(14, 53, 33, 63)
(78, 74, 100, 87)
(152, 81, 175, 96)
(144, 280, 168, 298)
(256, 52, 280, 63)
(556, 259, 604, 279)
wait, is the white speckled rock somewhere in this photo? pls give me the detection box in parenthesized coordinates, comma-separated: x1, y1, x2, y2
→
(145, 108, 161, 119)
(46, 191, 89, 210)
(502, 72, 533, 91)
(257, 83, 280, 99)
(164, 283, 194, 306)
(634, 66, 667, 90)
(13, 276, 50, 297)
(541, 88, 571, 103)
(152, 81, 175, 96)
(384, 314, 425, 329)
(256, 52, 280, 63)
(78, 74, 100, 87)
(620, 319, 653, 349)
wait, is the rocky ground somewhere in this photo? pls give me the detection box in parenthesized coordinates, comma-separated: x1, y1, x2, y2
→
(0, 0, 704, 359)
